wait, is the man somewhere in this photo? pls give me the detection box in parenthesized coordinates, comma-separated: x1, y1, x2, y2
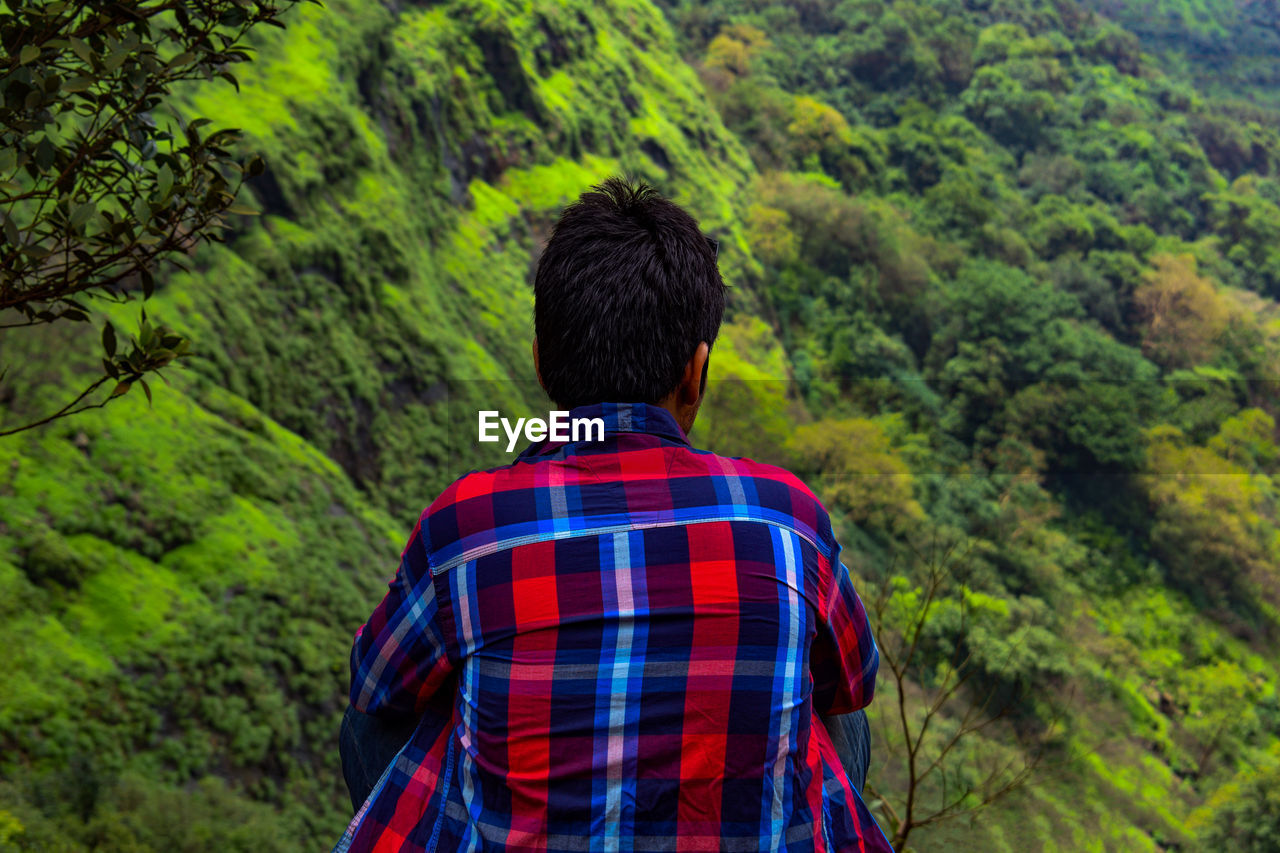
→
(335, 178, 891, 852)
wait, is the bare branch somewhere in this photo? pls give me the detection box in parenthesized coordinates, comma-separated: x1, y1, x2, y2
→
(869, 530, 1054, 851)
(0, 375, 110, 437)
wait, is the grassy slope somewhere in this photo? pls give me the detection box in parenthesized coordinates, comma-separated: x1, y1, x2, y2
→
(0, 357, 404, 848)
(162, 0, 758, 520)
(1081, 0, 1280, 107)
(0, 1, 762, 848)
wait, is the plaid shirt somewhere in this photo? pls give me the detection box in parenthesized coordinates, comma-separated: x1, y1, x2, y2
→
(336, 402, 889, 852)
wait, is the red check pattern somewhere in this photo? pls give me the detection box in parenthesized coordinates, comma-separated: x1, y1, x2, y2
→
(336, 402, 890, 852)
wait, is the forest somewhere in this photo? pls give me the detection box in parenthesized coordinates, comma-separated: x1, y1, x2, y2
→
(2, 0, 1279, 850)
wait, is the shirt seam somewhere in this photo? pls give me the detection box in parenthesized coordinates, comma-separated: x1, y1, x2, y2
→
(426, 730, 456, 852)
(429, 514, 827, 575)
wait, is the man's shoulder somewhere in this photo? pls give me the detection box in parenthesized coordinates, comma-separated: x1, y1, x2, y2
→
(688, 450, 837, 551)
(418, 457, 535, 526)
(416, 444, 837, 560)
(681, 448, 821, 501)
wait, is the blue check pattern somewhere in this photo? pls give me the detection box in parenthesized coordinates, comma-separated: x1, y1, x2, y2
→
(336, 402, 890, 852)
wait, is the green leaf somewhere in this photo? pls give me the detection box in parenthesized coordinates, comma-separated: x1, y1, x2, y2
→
(139, 378, 152, 405)
(69, 200, 96, 230)
(69, 37, 92, 65)
(225, 203, 258, 215)
(132, 195, 150, 225)
(110, 381, 131, 398)
(156, 163, 173, 200)
(19, 45, 40, 65)
(62, 76, 93, 93)
(215, 70, 240, 92)
(104, 48, 127, 73)
(34, 138, 56, 172)
(102, 322, 117, 358)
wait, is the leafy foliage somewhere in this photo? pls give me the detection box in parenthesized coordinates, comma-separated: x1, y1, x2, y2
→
(1196, 761, 1280, 852)
(0, 0, 307, 432)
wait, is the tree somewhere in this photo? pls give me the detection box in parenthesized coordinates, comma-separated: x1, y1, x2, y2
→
(1132, 253, 1231, 370)
(960, 65, 1056, 151)
(1205, 176, 1280, 297)
(1142, 421, 1280, 632)
(788, 416, 924, 532)
(0, 0, 310, 436)
(786, 95, 853, 161)
(744, 202, 797, 268)
(1196, 763, 1280, 852)
(702, 23, 769, 81)
(861, 532, 1056, 851)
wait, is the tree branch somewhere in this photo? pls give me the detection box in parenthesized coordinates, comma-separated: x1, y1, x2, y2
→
(0, 375, 112, 437)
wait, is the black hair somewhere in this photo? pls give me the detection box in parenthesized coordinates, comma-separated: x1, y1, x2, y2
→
(533, 177, 726, 410)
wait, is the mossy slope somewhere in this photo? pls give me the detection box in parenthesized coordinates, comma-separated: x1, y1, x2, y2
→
(0, 1, 760, 848)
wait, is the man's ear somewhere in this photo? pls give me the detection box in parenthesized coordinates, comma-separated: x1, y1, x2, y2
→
(680, 341, 711, 406)
(532, 338, 544, 391)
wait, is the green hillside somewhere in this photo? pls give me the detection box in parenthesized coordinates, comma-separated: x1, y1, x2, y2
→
(1081, 0, 1280, 108)
(3, 0, 1280, 850)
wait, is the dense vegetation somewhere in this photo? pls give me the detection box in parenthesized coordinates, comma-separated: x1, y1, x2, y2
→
(2, 0, 1279, 850)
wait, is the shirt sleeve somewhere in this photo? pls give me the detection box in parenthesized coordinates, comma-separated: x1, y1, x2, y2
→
(349, 517, 456, 718)
(811, 547, 879, 716)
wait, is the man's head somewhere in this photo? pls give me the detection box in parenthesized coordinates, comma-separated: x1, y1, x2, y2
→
(533, 177, 726, 433)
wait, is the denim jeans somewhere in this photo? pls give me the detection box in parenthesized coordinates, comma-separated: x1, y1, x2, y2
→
(339, 705, 418, 812)
(821, 708, 872, 792)
(339, 705, 872, 813)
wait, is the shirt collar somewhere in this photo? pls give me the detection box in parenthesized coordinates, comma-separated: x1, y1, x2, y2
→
(516, 402, 689, 460)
